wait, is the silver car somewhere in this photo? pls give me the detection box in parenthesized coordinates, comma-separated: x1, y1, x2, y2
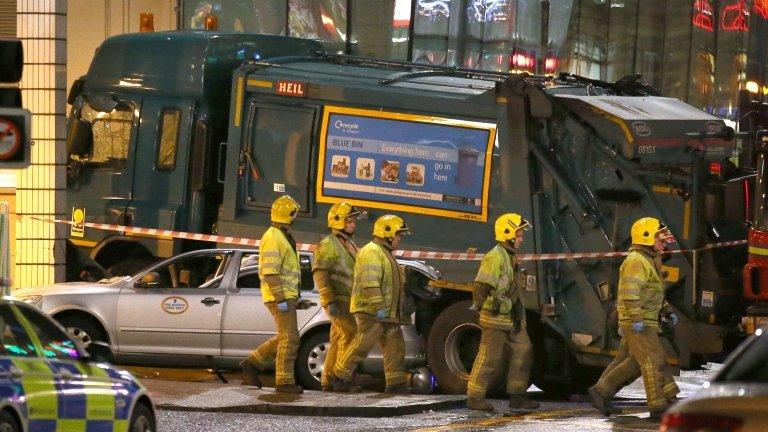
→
(660, 327, 768, 431)
(12, 248, 437, 390)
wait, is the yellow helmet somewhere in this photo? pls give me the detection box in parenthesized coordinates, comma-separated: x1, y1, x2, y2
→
(630, 217, 668, 246)
(494, 213, 531, 242)
(373, 214, 410, 239)
(327, 201, 362, 230)
(271, 195, 300, 224)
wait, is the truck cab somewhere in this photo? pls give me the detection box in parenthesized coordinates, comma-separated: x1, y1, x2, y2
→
(65, 32, 322, 279)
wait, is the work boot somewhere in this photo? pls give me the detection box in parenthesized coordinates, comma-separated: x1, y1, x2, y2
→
(648, 409, 666, 421)
(275, 384, 304, 394)
(239, 360, 262, 389)
(508, 394, 539, 410)
(384, 383, 411, 395)
(466, 397, 494, 412)
(587, 386, 618, 416)
(330, 375, 361, 393)
(321, 385, 333, 392)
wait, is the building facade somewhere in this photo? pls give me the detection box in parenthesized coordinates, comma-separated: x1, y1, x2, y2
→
(179, 0, 768, 121)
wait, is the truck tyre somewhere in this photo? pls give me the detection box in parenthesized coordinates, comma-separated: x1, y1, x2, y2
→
(295, 330, 329, 390)
(426, 300, 505, 395)
(108, 257, 155, 277)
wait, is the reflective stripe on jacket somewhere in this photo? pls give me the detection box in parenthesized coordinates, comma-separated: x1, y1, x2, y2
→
(259, 226, 300, 303)
(349, 239, 403, 321)
(617, 247, 665, 328)
(474, 243, 525, 330)
(313, 231, 357, 306)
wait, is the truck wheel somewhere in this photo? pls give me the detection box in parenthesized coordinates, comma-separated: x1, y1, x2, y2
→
(295, 330, 329, 390)
(426, 300, 505, 395)
(108, 258, 155, 277)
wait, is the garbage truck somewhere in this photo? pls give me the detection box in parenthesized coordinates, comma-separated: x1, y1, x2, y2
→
(65, 30, 749, 394)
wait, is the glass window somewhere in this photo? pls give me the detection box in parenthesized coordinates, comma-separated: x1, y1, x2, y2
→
(0, 305, 36, 358)
(15, 306, 80, 360)
(237, 253, 261, 289)
(412, 0, 452, 65)
(183, 1, 287, 34)
(151, 252, 232, 288)
(716, 334, 768, 383)
(80, 103, 134, 171)
(157, 108, 180, 171)
(350, 0, 411, 60)
(289, 0, 348, 41)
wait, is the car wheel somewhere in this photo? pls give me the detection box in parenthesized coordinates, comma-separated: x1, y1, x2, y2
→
(128, 402, 156, 432)
(295, 330, 330, 390)
(58, 315, 107, 353)
(426, 300, 505, 395)
(0, 410, 19, 432)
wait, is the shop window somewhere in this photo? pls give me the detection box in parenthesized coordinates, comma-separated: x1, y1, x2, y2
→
(184, 1, 287, 34)
(289, 0, 347, 41)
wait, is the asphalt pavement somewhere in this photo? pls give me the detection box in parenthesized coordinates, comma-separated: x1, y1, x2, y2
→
(130, 364, 721, 431)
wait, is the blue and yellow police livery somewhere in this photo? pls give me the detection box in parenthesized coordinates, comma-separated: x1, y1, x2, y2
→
(0, 299, 155, 432)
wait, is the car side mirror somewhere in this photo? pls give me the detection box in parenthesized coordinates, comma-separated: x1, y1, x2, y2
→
(66, 118, 93, 156)
(135, 271, 161, 288)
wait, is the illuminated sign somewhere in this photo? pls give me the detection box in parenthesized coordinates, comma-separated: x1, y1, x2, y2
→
(276, 80, 306, 97)
(317, 106, 496, 222)
(693, 0, 714, 32)
(722, 0, 749, 32)
(754, 0, 768, 19)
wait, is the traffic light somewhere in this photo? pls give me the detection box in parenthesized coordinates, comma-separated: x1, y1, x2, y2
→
(0, 38, 31, 169)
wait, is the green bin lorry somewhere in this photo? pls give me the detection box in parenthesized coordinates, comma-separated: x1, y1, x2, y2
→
(66, 31, 749, 394)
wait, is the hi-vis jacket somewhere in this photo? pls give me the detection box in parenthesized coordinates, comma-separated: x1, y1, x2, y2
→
(474, 243, 526, 330)
(349, 239, 405, 323)
(259, 226, 301, 303)
(313, 231, 357, 306)
(617, 247, 665, 328)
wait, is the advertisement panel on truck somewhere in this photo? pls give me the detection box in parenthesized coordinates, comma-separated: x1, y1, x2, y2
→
(316, 106, 497, 222)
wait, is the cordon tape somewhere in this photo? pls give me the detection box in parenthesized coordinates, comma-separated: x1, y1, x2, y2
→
(32, 217, 747, 262)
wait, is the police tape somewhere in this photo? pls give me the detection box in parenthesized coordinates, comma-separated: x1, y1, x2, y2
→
(34, 216, 747, 262)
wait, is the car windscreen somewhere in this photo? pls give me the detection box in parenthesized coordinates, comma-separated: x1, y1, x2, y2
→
(715, 332, 768, 383)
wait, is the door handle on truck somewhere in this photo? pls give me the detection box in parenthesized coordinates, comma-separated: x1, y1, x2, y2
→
(201, 297, 220, 306)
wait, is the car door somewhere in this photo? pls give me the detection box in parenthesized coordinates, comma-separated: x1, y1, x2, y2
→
(116, 250, 231, 355)
(221, 252, 320, 357)
(14, 303, 119, 428)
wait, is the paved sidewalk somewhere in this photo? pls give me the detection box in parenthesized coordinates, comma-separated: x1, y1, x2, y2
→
(145, 378, 466, 417)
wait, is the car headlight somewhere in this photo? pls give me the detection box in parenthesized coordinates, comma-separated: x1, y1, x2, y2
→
(18, 295, 43, 307)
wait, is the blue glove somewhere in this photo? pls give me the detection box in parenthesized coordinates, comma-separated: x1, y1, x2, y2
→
(376, 309, 386, 321)
(327, 302, 339, 317)
(277, 301, 289, 313)
(632, 321, 644, 333)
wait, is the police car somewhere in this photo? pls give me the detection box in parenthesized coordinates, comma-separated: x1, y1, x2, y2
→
(0, 298, 155, 432)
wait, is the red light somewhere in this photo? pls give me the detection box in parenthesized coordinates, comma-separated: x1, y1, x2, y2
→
(660, 412, 743, 432)
(545, 57, 557, 73)
(709, 162, 722, 175)
(510, 50, 535, 71)
(722, 0, 749, 32)
(754, 0, 768, 19)
(693, 0, 715, 31)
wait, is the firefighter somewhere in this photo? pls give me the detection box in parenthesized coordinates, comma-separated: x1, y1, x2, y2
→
(240, 195, 305, 394)
(466, 213, 539, 412)
(587, 217, 678, 419)
(313, 201, 363, 391)
(330, 214, 410, 394)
